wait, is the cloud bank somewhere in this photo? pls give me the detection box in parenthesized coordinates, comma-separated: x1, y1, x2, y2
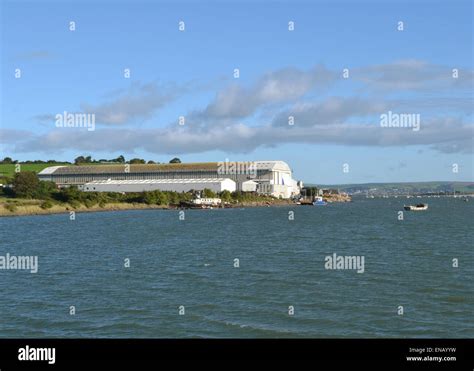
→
(3, 60, 473, 156)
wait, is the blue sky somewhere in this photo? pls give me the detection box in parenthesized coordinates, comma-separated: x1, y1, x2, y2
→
(1, 0, 473, 184)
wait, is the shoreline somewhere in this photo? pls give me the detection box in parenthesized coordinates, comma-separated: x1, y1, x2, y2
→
(0, 199, 296, 218)
(0, 202, 169, 218)
(0, 194, 351, 218)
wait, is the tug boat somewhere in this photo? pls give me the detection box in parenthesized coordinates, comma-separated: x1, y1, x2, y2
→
(404, 203, 428, 211)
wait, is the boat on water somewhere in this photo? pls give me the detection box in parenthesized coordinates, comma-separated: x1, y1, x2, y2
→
(180, 196, 226, 209)
(404, 203, 428, 211)
(297, 195, 327, 206)
(313, 196, 327, 206)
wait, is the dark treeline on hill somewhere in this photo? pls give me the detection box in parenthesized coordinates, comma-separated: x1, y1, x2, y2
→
(0, 156, 182, 165)
(1, 171, 268, 210)
(0, 157, 69, 165)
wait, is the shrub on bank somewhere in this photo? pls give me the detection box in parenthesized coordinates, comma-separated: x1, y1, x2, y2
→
(34, 181, 58, 200)
(40, 200, 54, 209)
(83, 199, 97, 208)
(219, 190, 232, 202)
(5, 203, 17, 212)
(12, 172, 39, 198)
(68, 200, 81, 209)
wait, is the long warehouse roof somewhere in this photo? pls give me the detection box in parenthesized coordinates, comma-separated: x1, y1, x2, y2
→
(38, 161, 291, 175)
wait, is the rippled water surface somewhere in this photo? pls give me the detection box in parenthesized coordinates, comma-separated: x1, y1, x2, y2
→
(0, 197, 472, 337)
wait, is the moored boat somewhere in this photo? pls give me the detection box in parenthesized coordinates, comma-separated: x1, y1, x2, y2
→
(313, 196, 327, 206)
(404, 203, 428, 211)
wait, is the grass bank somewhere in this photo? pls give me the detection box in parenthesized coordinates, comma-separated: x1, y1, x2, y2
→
(0, 198, 294, 217)
(0, 198, 169, 217)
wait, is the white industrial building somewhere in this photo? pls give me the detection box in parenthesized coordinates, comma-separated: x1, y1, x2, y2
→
(241, 180, 258, 192)
(251, 161, 299, 199)
(80, 178, 236, 193)
(39, 160, 301, 198)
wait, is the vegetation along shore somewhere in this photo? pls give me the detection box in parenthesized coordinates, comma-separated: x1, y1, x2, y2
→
(0, 171, 294, 217)
(0, 156, 349, 217)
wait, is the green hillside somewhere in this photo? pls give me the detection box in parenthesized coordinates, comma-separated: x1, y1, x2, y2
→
(0, 163, 69, 178)
(308, 181, 474, 194)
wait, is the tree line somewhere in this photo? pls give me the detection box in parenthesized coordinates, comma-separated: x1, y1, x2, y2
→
(0, 156, 182, 165)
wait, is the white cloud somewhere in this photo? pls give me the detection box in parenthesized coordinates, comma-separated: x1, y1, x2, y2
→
(10, 116, 472, 155)
(201, 65, 336, 120)
(81, 82, 177, 125)
(354, 59, 474, 92)
(8, 61, 474, 156)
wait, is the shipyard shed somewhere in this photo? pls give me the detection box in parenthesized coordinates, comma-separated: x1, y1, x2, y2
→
(38, 161, 301, 198)
(80, 178, 236, 193)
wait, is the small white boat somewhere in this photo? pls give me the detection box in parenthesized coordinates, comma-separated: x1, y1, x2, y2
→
(404, 203, 428, 211)
(313, 196, 327, 206)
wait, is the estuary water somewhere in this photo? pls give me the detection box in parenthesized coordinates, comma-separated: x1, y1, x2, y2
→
(0, 197, 472, 338)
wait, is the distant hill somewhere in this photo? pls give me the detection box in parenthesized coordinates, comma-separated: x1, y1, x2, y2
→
(0, 163, 70, 178)
(306, 181, 474, 195)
